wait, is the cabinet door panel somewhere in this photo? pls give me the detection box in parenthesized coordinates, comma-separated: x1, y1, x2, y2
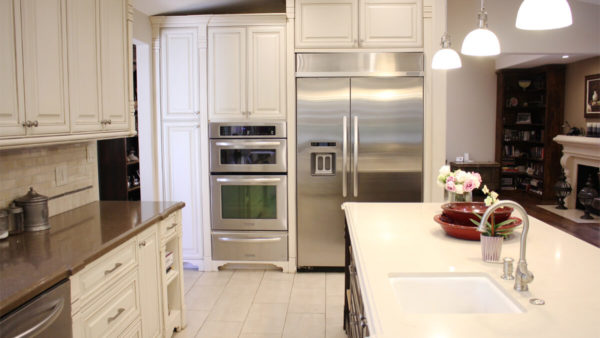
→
(138, 226, 162, 338)
(160, 27, 199, 120)
(360, 0, 422, 47)
(208, 27, 246, 120)
(100, 0, 128, 130)
(0, 0, 25, 137)
(247, 26, 286, 119)
(162, 123, 203, 261)
(295, 0, 357, 48)
(20, 0, 70, 134)
(68, 0, 102, 132)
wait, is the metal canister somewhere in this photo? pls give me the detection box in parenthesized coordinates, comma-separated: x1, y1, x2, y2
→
(14, 187, 50, 231)
(0, 209, 8, 239)
(8, 203, 25, 235)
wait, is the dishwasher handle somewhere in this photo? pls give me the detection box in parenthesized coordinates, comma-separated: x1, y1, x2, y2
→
(13, 298, 64, 338)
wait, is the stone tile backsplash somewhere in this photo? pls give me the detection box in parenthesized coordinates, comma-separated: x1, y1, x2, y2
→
(0, 142, 99, 216)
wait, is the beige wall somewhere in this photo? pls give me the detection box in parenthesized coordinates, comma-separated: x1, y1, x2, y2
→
(0, 142, 99, 217)
(564, 56, 600, 130)
(446, 0, 498, 162)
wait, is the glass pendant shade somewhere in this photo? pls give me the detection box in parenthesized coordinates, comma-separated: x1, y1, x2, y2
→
(516, 0, 573, 30)
(461, 9, 501, 56)
(432, 34, 462, 70)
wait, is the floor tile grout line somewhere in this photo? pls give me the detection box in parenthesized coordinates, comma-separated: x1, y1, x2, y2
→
(237, 270, 266, 338)
(194, 271, 234, 337)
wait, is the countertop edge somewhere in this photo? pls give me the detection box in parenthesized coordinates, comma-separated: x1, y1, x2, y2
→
(0, 201, 185, 318)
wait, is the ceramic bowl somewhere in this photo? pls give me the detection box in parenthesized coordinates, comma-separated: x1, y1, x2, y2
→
(441, 202, 513, 226)
(434, 214, 522, 241)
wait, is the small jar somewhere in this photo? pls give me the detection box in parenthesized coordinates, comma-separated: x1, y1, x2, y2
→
(8, 203, 24, 235)
(0, 209, 8, 239)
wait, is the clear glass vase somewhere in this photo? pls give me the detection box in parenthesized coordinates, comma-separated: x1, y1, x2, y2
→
(447, 191, 473, 202)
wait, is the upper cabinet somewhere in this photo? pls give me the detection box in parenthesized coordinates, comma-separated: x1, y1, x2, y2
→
(208, 25, 286, 120)
(295, 0, 422, 49)
(160, 27, 200, 120)
(0, 0, 133, 149)
(20, 0, 70, 135)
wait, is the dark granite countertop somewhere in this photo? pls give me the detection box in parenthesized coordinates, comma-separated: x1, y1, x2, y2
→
(0, 200, 185, 317)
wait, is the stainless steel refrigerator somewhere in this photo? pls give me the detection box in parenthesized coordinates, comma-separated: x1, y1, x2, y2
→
(296, 53, 424, 268)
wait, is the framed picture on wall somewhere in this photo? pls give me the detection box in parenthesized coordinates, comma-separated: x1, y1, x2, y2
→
(584, 73, 600, 118)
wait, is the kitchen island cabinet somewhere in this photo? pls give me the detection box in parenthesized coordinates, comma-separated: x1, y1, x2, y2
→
(0, 201, 185, 337)
(342, 202, 600, 338)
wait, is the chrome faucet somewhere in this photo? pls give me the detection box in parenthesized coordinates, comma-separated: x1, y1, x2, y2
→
(478, 200, 534, 292)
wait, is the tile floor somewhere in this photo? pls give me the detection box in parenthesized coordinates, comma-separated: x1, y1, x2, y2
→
(174, 270, 347, 338)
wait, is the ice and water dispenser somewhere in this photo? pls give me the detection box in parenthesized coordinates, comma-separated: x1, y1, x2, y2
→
(310, 142, 336, 176)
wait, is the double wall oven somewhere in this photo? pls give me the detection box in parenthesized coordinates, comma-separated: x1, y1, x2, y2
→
(209, 122, 288, 262)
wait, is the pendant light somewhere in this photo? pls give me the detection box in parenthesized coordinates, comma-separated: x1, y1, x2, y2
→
(432, 33, 462, 70)
(461, 0, 501, 56)
(516, 0, 572, 30)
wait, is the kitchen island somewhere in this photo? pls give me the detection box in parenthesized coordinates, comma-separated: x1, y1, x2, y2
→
(0, 201, 184, 317)
(342, 202, 600, 338)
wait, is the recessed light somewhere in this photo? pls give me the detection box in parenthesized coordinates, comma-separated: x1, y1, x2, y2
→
(562, 55, 569, 59)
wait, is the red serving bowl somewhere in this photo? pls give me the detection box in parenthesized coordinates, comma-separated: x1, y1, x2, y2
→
(434, 214, 522, 241)
(441, 202, 513, 226)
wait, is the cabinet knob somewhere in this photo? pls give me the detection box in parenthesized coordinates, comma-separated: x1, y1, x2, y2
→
(107, 119, 112, 125)
(22, 121, 30, 128)
(31, 120, 39, 127)
(139, 240, 146, 247)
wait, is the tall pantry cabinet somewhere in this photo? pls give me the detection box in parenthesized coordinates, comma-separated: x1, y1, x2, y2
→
(151, 14, 287, 269)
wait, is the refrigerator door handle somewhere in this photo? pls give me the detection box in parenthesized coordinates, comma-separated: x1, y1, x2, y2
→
(342, 115, 348, 197)
(353, 116, 358, 197)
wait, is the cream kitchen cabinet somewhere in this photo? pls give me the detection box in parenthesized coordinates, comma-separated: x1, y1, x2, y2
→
(161, 122, 204, 265)
(159, 27, 200, 121)
(0, 0, 133, 148)
(295, 0, 422, 49)
(71, 215, 185, 338)
(69, 0, 130, 132)
(208, 25, 286, 120)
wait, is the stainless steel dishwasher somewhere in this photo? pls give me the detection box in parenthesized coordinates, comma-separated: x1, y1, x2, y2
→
(0, 279, 72, 337)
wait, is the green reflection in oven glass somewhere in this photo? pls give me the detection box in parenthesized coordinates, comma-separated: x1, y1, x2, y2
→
(221, 185, 277, 219)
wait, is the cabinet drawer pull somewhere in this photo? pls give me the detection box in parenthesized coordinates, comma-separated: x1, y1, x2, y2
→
(104, 262, 122, 275)
(107, 308, 125, 323)
(167, 223, 177, 230)
(139, 240, 146, 247)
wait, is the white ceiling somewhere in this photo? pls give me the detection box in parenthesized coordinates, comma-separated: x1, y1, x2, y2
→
(132, 0, 285, 16)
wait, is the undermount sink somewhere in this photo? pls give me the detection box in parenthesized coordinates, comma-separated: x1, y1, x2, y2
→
(388, 272, 526, 314)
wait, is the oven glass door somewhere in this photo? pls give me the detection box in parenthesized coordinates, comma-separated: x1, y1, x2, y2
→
(210, 139, 287, 173)
(211, 175, 287, 231)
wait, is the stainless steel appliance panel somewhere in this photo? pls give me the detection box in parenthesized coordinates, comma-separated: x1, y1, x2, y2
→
(211, 175, 287, 231)
(209, 121, 286, 138)
(297, 78, 350, 267)
(212, 231, 288, 261)
(296, 53, 424, 77)
(0, 279, 72, 337)
(350, 77, 423, 202)
(210, 139, 287, 173)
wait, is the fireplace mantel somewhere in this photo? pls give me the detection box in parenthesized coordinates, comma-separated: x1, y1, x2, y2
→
(554, 135, 600, 208)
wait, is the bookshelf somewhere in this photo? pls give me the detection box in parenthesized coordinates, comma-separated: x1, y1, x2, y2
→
(495, 65, 565, 199)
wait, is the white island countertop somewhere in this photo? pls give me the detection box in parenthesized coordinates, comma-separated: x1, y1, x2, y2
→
(342, 202, 600, 338)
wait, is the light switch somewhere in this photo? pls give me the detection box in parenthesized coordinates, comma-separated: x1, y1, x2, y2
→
(55, 165, 68, 186)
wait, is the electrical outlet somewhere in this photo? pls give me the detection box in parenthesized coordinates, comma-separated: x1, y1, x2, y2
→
(86, 144, 96, 163)
(55, 165, 68, 186)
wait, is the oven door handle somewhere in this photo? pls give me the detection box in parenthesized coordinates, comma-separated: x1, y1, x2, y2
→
(12, 298, 64, 338)
(218, 237, 282, 243)
(214, 141, 283, 147)
(215, 177, 282, 183)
